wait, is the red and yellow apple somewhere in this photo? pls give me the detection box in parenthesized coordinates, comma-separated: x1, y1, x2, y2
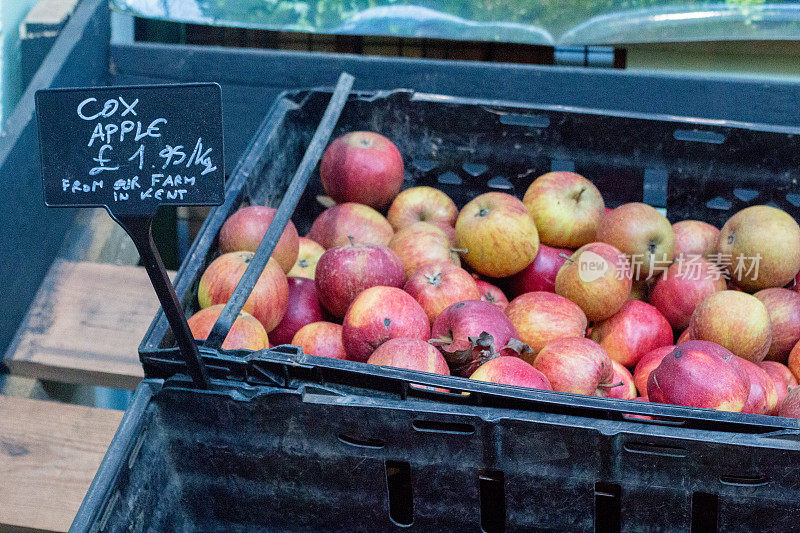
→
(470, 356, 552, 390)
(778, 387, 800, 418)
(389, 221, 460, 278)
(532, 337, 614, 395)
(733, 356, 779, 415)
(269, 277, 325, 345)
(505, 291, 587, 359)
(187, 304, 269, 351)
(366, 337, 450, 375)
(672, 220, 719, 260)
(291, 321, 346, 359)
(649, 257, 727, 330)
(476, 279, 509, 310)
(590, 300, 673, 368)
(287, 237, 325, 279)
(508, 244, 571, 296)
(308, 202, 394, 248)
(597, 360, 637, 400)
(403, 261, 480, 324)
(633, 345, 675, 398)
(759, 360, 798, 409)
(218, 205, 300, 273)
(754, 287, 800, 362)
(387, 186, 458, 231)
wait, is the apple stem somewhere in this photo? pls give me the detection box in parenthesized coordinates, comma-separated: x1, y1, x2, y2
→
(428, 336, 453, 346)
(347, 235, 355, 247)
(450, 247, 468, 254)
(560, 253, 575, 263)
(597, 380, 624, 389)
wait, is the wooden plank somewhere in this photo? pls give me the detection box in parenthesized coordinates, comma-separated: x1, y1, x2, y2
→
(0, 395, 123, 532)
(4, 260, 175, 390)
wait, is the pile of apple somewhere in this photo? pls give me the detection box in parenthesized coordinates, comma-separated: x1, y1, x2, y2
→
(187, 130, 800, 419)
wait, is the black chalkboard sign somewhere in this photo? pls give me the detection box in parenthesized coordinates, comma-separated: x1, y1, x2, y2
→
(35, 83, 226, 389)
(36, 82, 224, 214)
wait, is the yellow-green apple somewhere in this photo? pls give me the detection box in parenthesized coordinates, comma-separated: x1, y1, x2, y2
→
(717, 205, 800, 291)
(470, 356, 552, 390)
(430, 300, 523, 377)
(287, 237, 325, 279)
(269, 277, 325, 345)
(505, 291, 587, 359)
(197, 251, 289, 332)
(759, 360, 798, 409)
(456, 192, 539, 277)
(292, 321, 346, 359)
(532, 337, 614, 395)
(387, 186, 458, 231)
(754, 288, 800, 362)
(633, 345, 675, 398)
(597, 360, 637, 400)
(522, 171, 605, 248)
(187, 304, 269, 351)
(778, 387, 800, 418)
(650, 257, 727, 330)
(685, 290, 771, 363)
(590, 300, 673, 368)
(342, 286, 430, 363)
(554, 242, 632, 322)
(389, 221, 460, 278)
(628, 279, 652, 302)
(476, 279, 509, 310)
(308, 202, 394, 248)
(647, 340, 749, 411)
(315, 243, 404, 317)
(403, 261, 480, 324)
(732, 356, 779, 415)
(672, 220, 719, 260)
(596, 202, 674, 280)
(788, 340, 800, 382)
(320, 131, 404, 209)
(218, 206, 300, 273)
(367, 337, 450, 375)
(508, 244, 571, 296)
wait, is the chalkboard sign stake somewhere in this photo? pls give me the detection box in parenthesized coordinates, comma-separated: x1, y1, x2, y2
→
(112, 213, 209, 389)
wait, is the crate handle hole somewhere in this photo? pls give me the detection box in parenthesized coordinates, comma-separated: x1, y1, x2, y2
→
(412, 420, 475, 435)
(719, 474, 769, 487)
(624, 441, 687, 458)
(479, 470, 506, 533)
(385, 460, 413, 527)
(594, 482, 621, 533)
(408, 382, 472, 399)
(691, 492, 718, 533)
(338, 433, 385, 449)
(674, 129, 725, 144)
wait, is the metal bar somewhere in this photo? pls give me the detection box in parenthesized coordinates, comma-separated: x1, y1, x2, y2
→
(204, 71, 354, 350)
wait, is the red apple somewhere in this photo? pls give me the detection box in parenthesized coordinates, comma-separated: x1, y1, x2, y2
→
(650, 257, 727, 330)
(590, 300, 673, 368)
(685, 290, 771, 363)
(269, 277, 325, 345)
(733, 356, 779, 415)
(778, 387, 800, 418)
(404, 261, 480, 324)
(320, 131, 404, 209)
(754, 288, 800, 362)
(287, 237, 325, 279)
(430, 300, 522, 377)
(633, 345, 675, 398)
(187, 304, 269, 351)
(554, 242, 632, 322)
(597, 360, 637, 400)
(470, 356, 552, 390)
(505, 291, 587, 359)
(367, 337, 450, 375)
(476, 280, 509, 310)
(717, 205, 800, 292)
(596, 202, 674, 280)
(532, 337, 614, 395)
(342, 286, 430, 363)
(788, 340, 800, 383)
(387, 186, 458, 231)
(522, 171, 605, 248)
(628, 279, 652, 302)
(315, 243, 404, 317)
(197, 252, 289, 332)
(672, 220, 719, 260)
(389, 221, 460, 278)
(759, 360, 798, 409)
(647, 340, 749, 411)
(308, 202, 394, 248)
(508, 244, 571, 296)
(218, 206, 300, 273)
(292, 321, 346, 359)
(455, 192, 539, 277)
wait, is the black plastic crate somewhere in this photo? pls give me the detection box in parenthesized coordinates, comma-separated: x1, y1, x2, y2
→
(92, 86, 800, 531)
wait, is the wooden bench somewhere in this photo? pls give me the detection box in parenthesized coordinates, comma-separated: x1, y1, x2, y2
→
(0, 395, 122, 532)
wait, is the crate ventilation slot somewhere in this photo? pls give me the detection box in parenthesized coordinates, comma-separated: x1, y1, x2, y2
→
(479, 471, 506, 533)
(720, 474, 769, 487)
(385, 461, 414, 527)
(412, 420, 475, 435)
(412, 158, 437, 172)
(487, 177, 513, 190)
(624, 441, 687, 458)
(338, 433, 385, 449)
(786, 193, 800, 207)
(463, 162, 488, 176)
(550, 159, 575, 172)
(594, 482, 621, 533)
(733, 188, 759, 202)
(438, 171, 462, 185)
(706, 197, 732, 211)
(673, 129, 725, 144)
(691, 492, 718, 533)
(498, 113, 550, 128)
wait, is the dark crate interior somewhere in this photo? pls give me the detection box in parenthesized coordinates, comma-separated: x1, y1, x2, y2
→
(142, 87, 800, 360)
(92, 380, 800, 532)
